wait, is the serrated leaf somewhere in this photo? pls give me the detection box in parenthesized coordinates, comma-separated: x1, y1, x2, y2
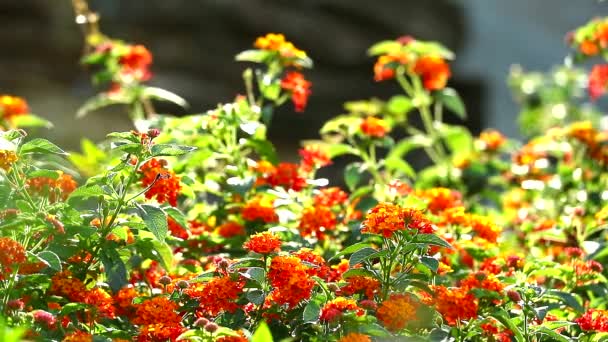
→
(20, 138, 67, 156)
(491, 309, 525, 342)
(411, 234, 452, 249)
(342, 268, 377, 279)
(438, 88, 466, 119)
(136, 204, 168, 242)
(67, 184, 105, 206)
(100, 248, 128, 293)
(246, 290, 265, 305)
(151, 144, 196, 157)
(349, 247, 379, 267)
(420, 256, 439, 273)
(345, 162, 363, 191)
(329, 242, 372, 261)
(242, 267, 265, 284)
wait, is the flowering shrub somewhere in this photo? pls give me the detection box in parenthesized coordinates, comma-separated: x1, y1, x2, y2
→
(4, 3, 608, 342)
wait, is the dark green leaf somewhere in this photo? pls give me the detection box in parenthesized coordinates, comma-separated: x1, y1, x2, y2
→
(36, 251, 62, 272)
(411, 234, 453, 249)
(420, 256, 439, 273)
(303, 300, 321, 323)
(246, 290, 265, 305)
(345, 162, 363, 191)
(545, 290, 584, 313)
(349, 247, 379, 267)
(329, 242, 372, 261)
(490, 309, 525, 342)
(100, 248, 128, 293)
(242, 267, 265, 284)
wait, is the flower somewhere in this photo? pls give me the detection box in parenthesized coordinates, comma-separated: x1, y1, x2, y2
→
(415, 187, 462, 214)
(319, 297, 363, 322)
(82, 287, 116, 320)
(254, 33, 308, 60)
(413, 55, 451, 91)
(340, 276, 380, 299)
(32, 310, 56, 328)
(244, 232, 282, 254)
(338, 333, 372, 342)
(377, 294, 420, 331)
(360, 117, 390, 138)
(216, 331, 248, 342)
(432, 285, 478, 326)
(299, 144, 331, 172)
(0, 150, 18, 171)
(27, 172, 77, 202)
(0, 95, 29, 121)
(314, 187, 348, 207)
(281, 72, 312, 112)
(194, 276, 245, 316)
(50, 271, 87, 302)
(168, 217, 189, 239)
(0, 237, 26, 275)
(298, 206, 337, 240)
(119, 45, 152, 82)
(265, 162, 306, 191)
(113, 286, 140, 318)
(478, 129, 507, 151)
(241, 197, 278, 223)
(140, 158, 181, 207)
(575, 309, 608, 332)
(266, 255, 315, 309)
(460, 272, 504, 294)
(589, 64, 608, 100)
(216, 221, 246, 238)
(362, 203, 433, 238)
(133, 296, 182, 327)
(374, 52, 408, 81)
(293, 248, 330, 279)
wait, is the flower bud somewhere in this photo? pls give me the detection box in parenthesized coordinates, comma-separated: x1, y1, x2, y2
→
(177, 280, 189, 289)
(507, 290, 522, 303)
(194, 317, 209, 327)
(148, 128, 161, 138)
(158, 275, 172, 285)
(204, 322, 219, 333)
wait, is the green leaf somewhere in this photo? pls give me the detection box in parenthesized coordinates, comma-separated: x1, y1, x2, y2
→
(0, 183, 11, 209)
(326, 143, 360, 158)
(420, 256, 439, 273)
(411, 234, 453, 249)
(235, 50, 272, 63)
(60, 303, 88, 315)
(151, 144, 196, 157)
(436, 123, 473, 156)
(100, 248, 128, 293)
(252, 321, 273, 342)
(136, 204, 168, 242)
(349, 247, 379, 267)
(342, 268, 377, 279)
(387, 95, 414, 116)
(344, 162, 363, 191)
(491, 308, 525, 342)
(303, 300, 321, 323)
(246, 139, 279, 165)
(142, 87, 189, 108)
(545, 290, 584, 313)
(36, 251, 62, 272)
(20, 138, 67, 156)
(329, 242, 372, 261)
(226, 176, 255, 196)
(67, 184, 105, 206)
(242, 267, 265, 284)
(246, 290, 265, 305)
(27, 169, 60, 179)
(437, 88, 466, 119)
(76, 93, 131, 118)
(384, 158, 416, 178)
(164, 207, 189, 232)
(11, 114, 53, 129)
(534, 327, 569, 342)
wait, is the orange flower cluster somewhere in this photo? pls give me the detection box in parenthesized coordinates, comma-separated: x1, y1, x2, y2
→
(61, 330, 93, 342)
(374, 52, 408, 81)
(478, 129, 507, 151)
(254, 33, 307, 60)
(413, 55, 451, 91)
(431, 285, 478, 326)
(480, 319, 513, 342)
(194, 276, 245, 316)
(293, 248, 330, 280)
(338, 333, 372, 342)
(113, 286, 140, 317)
(415, 187, 462, 214)
(360, 117, 390, 138)
(0, 95, 29, 121)
(314, 187, 349, 207)
(575, 309, 608, 332)
(568, 121, 608, 164)
(570, 18, 608, 57)
(50, 271, 87, 301)
(133, 296, 182, 340)
(298, 206, 337, 240)
(299, 144, 331, 172)
(244, 232, 282, 254)
(340, 276, 380, 299)
(27, 172, 77, 202)
(281, 72, 312, 112)
(266, 255, 315, 309)
(119, 45, 153, 82)
(140, 158, 181, 207)
(362, 202, 434, 238)
(167, 217, 189, 239)
(216, 221, 246, 238)
(216, 331, 248, 342)
(82, 287, 115, 320)
(319, 297, 363, 322)
(0, 237, 26, 275)
(241, 197, 278, 223)
(0, 150, 18, 171)
(377, 293, 420, 331)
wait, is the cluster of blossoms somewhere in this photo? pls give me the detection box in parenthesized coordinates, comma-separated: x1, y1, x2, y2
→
(140, 158, 182, 207)
(362, 202, 434, 238)
(567, 18, 608, 100)
(0, 95, 29, 127)
(372, 36, 452, 91)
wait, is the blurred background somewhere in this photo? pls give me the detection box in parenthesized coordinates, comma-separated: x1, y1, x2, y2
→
(0, 0, 605, 154)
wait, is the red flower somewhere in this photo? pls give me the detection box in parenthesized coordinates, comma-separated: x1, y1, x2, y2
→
(299, 144, 331, 172)
(242, 197, 278, 223)
(0, 237, 26, 276)
(266, 256, 315, 309)
(140, 158, 181, 207)
(0, 95, 29, 121)
(298, 206, 337, 240)
(374, 52, 408, 82)
(589, 64, 608, 100)
(576, 309, 608, 332)
(119, 45, 153, 81)
(314, 187, 348, 207)
(265, 162, 306, 191)
(360, 117, 390, 138)
(413, 55, 451, 91)
(281, 72, 312, 112)
(319, 297, 363, 322)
